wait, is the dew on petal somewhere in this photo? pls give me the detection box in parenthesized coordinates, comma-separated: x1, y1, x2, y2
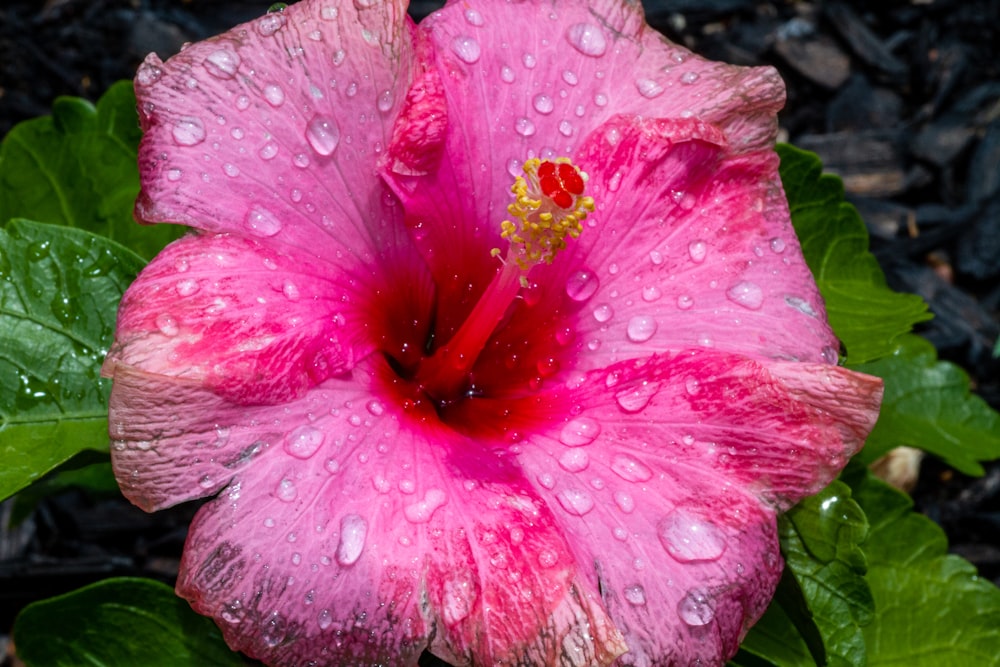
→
(614, 490, 635, 514)
(558, 120, 574, 137)
(245, 205, 282, 237)
(770, 237, 787, 253)
(532, 94, 554, 114)
(404, 489, 447, 523)
(166, 168, 182, 181)
(464, 8, 484, 25)
(565, 270, 599, 302)
(624, 585, 647, 606)
(592, 304, 613, 323)
(559, 417, 601, 447)
(522, 53, 537, 69)
(155, 313, 178, 336)
(615, 381, 658, 413)
(335, 514, 367, 566)
(235, 94, 250, 111)
(136, 61, 163, 86)
(172, 116, 206, 146)
(377, 89, 394, 113)
(452, 36, 481, 64)
(175, 279, 199, 296)
(658, 509, 726, 563)
(263, 84, 286, 107)
(688, 240, 707, 263)
(641, 286, 662, 302)
(204, 49, 241, 79)
(562, 70, 579, 86)
(256, 13, 285, 36)
(258, 141, 279, 160)
(557, 488, 595, 516)
(537, 549, 558, 568)
(317, 608, 333, 629)
(306, 115, 341, 156)
(320, 5, 339, 20)
(285, 425, 324, 460)
(636, 79, 664, 98)
(559, 449, 590, 472)
(726, 281, 764, 310)
(611, 453, 653, 482)
(626, 315, 657, 342)
(500, 65, 515, 83)
(680, 71, 700, 85)
(566, 22, 607, 56)
(677, 294, 694, 310)
(785, 295, 817, 317)
(678, 589, 714, 626)
(515, 117, 536, 137)
(276, 478, 297, 502)
(822, 345, 839, 365)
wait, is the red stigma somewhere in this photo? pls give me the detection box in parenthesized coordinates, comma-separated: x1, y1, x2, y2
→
(537, 160, 583, 210)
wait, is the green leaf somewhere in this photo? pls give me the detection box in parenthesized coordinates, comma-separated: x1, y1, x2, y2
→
(0, 218, 144, 502)
(737, 572, 821, 667)
(850, 334, 1000, 476)
(777, 144, 931, 364)
(845, 468, 1000, 666)
(777, 480, 873, 667)
(8, 454, 118, 526)
(13, 577, 246, 667)
(0, 80, 183, 259)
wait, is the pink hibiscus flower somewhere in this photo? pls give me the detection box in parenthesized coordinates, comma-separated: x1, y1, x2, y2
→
(103, 0, 883, 664)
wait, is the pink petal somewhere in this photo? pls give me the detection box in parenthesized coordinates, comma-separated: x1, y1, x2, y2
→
(109, 356, 629, 665)
(134, 0, 414, 260)
(515, 349, 882, 664)
(104, 234, 433, 404)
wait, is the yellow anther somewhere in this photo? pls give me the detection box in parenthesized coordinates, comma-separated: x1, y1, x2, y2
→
(495, 157, 594, 269)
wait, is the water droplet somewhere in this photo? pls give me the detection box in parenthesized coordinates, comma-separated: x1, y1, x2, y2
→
(559, 417, 601, 447)
(559, 449, 590, 472)
(464, 7, 484, 25)
(259, 141, 278, 160)
(822, 345, 839, 365)
(285, 425, 324, 459)
(557, 488, 595, 516)
(256, 13, 285, 36)
(594, 92, 609, 107)
(522, 53, 537, 69)
(658, 509, 726, 562)
(452, 36, 481, 64)
(641, 286, 662, 302)
(175, 279, 199, 296)
(500, 65, 516, 83)
(136, 61, 163, 86)
(276, 478, 297, 502)
(245, 205, 282, 237)
(166, 168, 182, 181)
(680, 71, 700, 85)
(306, 115, 340, 156)
(293, 153, 310, 168)
(607, 171, 622, 191)
(404, 489, 447, 523)
(537, 549, 558, 568)
(769, 237, 787, 253)
(532, 94, 554, 114)
(676, 294, 694, 310)
(624, 585, 647, 605)
(678, 589, 714, 626)
(688, 240, 707, 263)
(235, 94, 250, 111)
(515, 117, 536, 137)
(204, 49, 241, 78)
(592, 304, 613, 323)
(366, 399, 384, 416)
(336, 514, 367, 566)
(565, 270, 599, 301)
(785, 295, 817, 317)
(320, 5, 339, 20)
(611, 453, 653, 482)
(636, 79, 664, 98)
(558, 120, 574, 137)
(726, 281, 764, 310)
(615, 381, 658, 413)
(171, 116, 206, 146)
(377, 89, 393, 113)
(562, 70, 579, 86)
(626, 315, 657, 343)
(263, 83, 285, 107)
(222, 162, 240, 177)
(614, 490, 635, 514)
(155, 313, 179, 336)
(566, 22, 607, 56)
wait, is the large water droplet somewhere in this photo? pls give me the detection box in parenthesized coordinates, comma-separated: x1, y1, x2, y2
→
(336, 514, 367, 566)
(256, 13, 285, 36)
(626, 315, 657, 343)
(557, 488, 595, 516)
(259, 141, 278, 160)
(592, 304, 613, 323)
(404, 489, 447, 523)
(172, 116, 206, 146)
(532, 94, 554, 114)
(615, 381, 658, 413)
(155, 313, 179, 336)
(559, 449, 590, 472)
(658, 509, 726, 563)
(726, 281, 764, 310)
(680, 71, 700, 85)
(565, 270, 599, 301)
(614, 490, 635, 514)
(515, 117, 536, 137)
(452, 36, 481, 64)
(136, 62, 163, 86)
(641, 286, 662, 302)
(245, 205, 282, 237)
(688, 240, 707, 263)
(559, 417, 601, 447)
(306, 115, 340, 156)
(611, 453, 653, 482)
(276, 478, 297, 502)
(636, 79, 664, 98)
(677, 589, 714, 626)
(558, 120, 574, 137)
(624, 585, 647, 605)
(566, 23, 607, 56)
(317, 608, 333, 629)
(285, 425, 324, 459)
(263, 84, 285, 107)
(204, 49, 241, 79)
(464, 8, 484, 25)
(500, 65, 516, 83)
(769, 237, 787, 253)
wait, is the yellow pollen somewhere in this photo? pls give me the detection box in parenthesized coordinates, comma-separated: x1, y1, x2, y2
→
(495, 158, 594, 270)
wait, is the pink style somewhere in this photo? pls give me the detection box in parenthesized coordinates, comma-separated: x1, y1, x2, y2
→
(102, 0, 883, 665)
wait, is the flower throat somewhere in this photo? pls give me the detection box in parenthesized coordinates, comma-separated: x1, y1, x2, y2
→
(414, 158, 594, 404)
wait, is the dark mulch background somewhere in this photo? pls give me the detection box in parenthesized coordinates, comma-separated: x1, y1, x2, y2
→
(2, 0, 999, 661)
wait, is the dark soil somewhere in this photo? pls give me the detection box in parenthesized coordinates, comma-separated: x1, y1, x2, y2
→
(2, 0, 999, 662)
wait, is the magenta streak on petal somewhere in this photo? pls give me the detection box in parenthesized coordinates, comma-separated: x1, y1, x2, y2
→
(105, 0, 885, 665)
